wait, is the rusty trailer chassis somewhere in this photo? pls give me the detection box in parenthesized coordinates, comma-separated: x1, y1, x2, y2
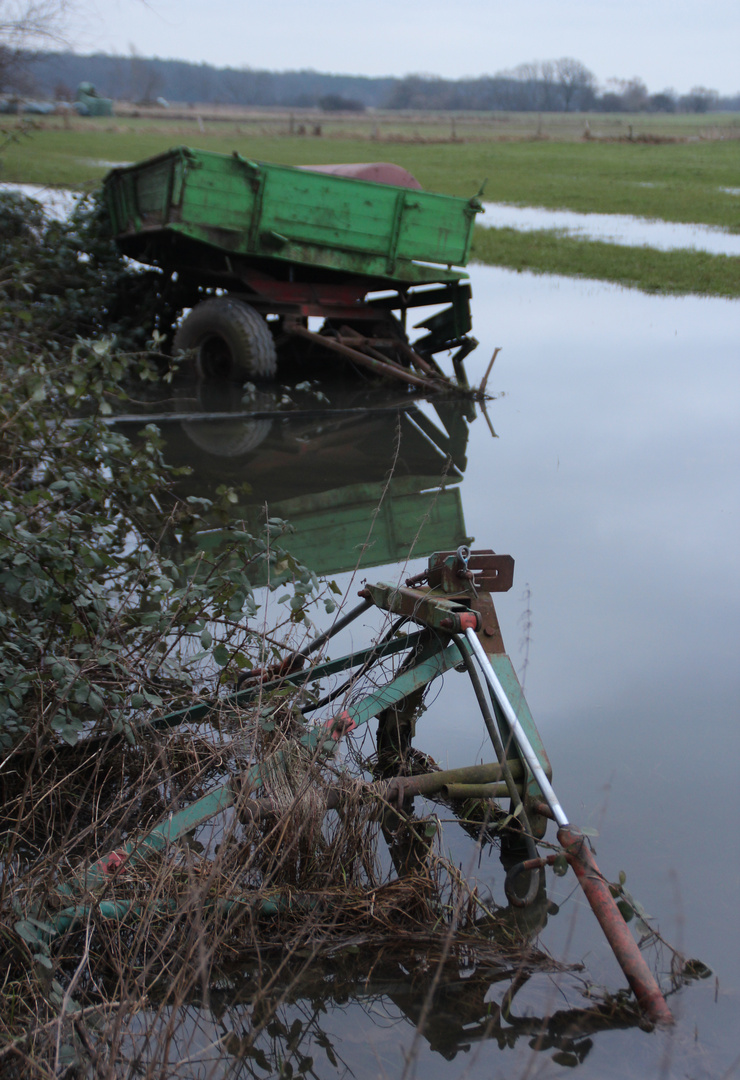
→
(17, 547, 672, 1027)
(175, 265, 477, 394)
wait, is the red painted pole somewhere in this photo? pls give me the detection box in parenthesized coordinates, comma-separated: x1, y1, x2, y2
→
(558, 825, 674, 1027)
(462, 632, 674, 1027)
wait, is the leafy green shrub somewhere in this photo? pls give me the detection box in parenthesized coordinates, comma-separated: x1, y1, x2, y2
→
(0, 194, 320, 751)
(0, 188, 185, 355)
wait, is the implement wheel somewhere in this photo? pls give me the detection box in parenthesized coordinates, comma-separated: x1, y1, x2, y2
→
(173, 297, 277, 382)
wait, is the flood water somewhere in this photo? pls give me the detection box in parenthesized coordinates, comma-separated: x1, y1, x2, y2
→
(480, 201, 740, 256)
(113, 264, 738, 1079)
(0, 181, 79, 219)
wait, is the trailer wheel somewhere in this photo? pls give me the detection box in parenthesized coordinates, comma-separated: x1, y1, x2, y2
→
(173, 297, 277, 382)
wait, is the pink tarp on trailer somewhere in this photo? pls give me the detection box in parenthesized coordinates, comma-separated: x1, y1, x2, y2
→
(297, 162, 422, 189)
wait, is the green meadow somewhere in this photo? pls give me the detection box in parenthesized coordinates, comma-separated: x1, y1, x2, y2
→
(471, 227, 740, 297)
(1, 111, 738, 296)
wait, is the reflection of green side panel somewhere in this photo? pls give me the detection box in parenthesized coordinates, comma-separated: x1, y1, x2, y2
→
(248, 476, 467, 580)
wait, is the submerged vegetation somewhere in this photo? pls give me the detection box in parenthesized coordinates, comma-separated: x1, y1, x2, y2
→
(471, 226, 740, 297)
(0, 191, 322, 753)
(0, 194, 350, 1072)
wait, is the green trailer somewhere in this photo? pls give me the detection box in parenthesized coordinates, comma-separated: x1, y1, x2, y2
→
(103, 147, 482, 388)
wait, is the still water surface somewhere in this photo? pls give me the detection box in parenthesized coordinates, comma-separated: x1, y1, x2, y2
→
(480, 201, 740, 255)
(119, 265, 739, 1079)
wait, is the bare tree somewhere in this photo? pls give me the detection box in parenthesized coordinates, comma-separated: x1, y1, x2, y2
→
(647, 89, 677, 113)
(539, 60, 558, 110)
(0, 0, 69, 40)
(510, 62, 541, 110)
(608, 76, 649, 111)
(128, 43, 164, 105)
(507, 59, 575, 112)
(554, 57, 596, 111)
(680, 85, 719, 113)
(0, 0, 71, 92)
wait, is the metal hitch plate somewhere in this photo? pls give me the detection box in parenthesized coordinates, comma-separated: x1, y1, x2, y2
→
(427, 549, 515, 593)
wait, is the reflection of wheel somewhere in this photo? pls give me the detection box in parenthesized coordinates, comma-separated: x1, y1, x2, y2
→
(181, 416, 272, 457)
(174, 382, 273, 458)
(173, 297, 277, 382)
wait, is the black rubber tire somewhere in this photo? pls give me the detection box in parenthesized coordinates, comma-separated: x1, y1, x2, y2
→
(173, 297, 277, 382)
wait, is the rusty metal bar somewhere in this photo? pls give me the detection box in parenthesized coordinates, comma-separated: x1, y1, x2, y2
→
(287, 324, 446, 392)
(394, 339, 448, 380)
(558, 825, 674, 1027)
(478, 346, 501, 398)
(332, 322, 428, 367)
(339, 331, 453, 388)
(443, 781, 513, 799)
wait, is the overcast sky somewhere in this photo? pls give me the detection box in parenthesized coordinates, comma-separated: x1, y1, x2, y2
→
(67, 0, 739, 96)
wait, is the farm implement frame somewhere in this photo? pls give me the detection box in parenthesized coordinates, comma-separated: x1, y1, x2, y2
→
(14, 547, 672, 1026)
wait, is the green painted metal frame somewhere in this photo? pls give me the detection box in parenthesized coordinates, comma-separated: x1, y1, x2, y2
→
(70, 634, 467, 885)
(156, 627, 430, 730)
(488, 652, 552, 799)
(104, 147, 482, 287)
(18, 580, 672, 1026)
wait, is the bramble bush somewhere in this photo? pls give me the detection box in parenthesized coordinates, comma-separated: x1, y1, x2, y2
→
(0, 191, 320, 751)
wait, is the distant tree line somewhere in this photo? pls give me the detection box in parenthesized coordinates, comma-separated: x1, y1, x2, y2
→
(17, 51, 393, 108)
(12, 51, 740, 113)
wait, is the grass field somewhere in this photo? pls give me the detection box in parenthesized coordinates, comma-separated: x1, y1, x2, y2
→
(2, 109, 738, 296)
(472, 227, 740, 297)
(2, 111, 739, 225)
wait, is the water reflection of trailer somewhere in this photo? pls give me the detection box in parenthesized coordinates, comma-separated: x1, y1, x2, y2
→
(115, 386, 474, 576)
(103, 149, 482, 391)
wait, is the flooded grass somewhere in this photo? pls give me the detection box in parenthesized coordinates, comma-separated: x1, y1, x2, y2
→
(471, 226, 740, 297)
(2, 112, 738, 301)
(479, 202, 740, 256)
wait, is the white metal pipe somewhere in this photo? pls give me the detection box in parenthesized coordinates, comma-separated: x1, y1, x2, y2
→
(464, 628, 570, 828)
